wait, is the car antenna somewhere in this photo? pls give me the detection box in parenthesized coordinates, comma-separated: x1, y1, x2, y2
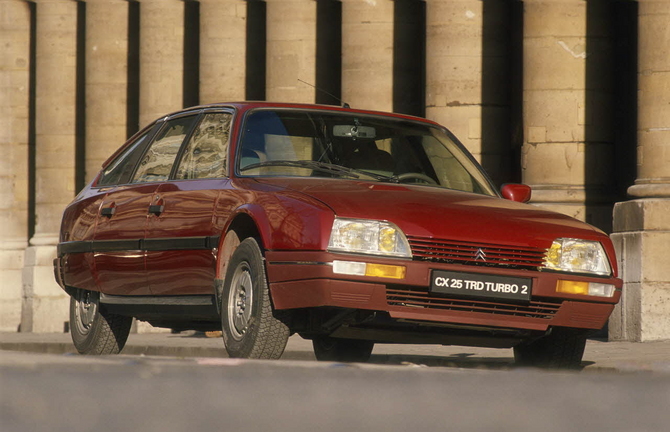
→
(298, 79, 350, 108)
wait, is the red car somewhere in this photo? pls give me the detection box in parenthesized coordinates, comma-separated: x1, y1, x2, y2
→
(55, 102, 621, 368)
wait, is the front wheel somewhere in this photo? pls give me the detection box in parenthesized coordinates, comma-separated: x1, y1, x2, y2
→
(221, 238, 289, 359)
(69, 289, 132, 355)
(514, 328, 589, 369)
(312, 336, 374, 362)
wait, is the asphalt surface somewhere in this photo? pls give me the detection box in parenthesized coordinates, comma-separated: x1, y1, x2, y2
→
(1, 331, 669, 373)
(2, 332, 670, 432)
(2, 348, 670, 432)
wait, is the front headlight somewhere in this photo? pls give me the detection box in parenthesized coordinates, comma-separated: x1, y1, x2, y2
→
(543, 238, 611, 276)
(328, 218, 412, 258)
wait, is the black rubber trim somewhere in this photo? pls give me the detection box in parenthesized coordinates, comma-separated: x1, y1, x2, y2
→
(143, 236, 220, 251)
(58, 241, 93, 255)
(95, 239, 143, 252)
(100, 293, 216, 306)
(58, 235, 220, 256)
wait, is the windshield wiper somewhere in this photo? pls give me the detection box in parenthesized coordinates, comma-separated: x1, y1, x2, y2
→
(240, 160, 401, 183)
(351, 169, 399, 183)
(239, 160, 361, 178)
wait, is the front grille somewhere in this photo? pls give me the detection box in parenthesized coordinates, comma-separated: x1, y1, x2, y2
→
(408, 236, 547, 271)
(387, 286, 561, 320)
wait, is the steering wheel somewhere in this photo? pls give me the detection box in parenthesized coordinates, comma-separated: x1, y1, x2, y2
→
(397, 172, 438, 185)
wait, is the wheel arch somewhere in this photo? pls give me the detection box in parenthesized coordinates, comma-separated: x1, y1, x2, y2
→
(214, 208, 269, 306)
(224, 205, 272, 249)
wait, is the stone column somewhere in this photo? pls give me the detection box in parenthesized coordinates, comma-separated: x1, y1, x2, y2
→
(265, 0, 316, 103)
(425, 0, 510, 184)
(85, 0, 128, 181)
(0, 0, 31, 332)
(521, 0, 614, 228)
(610, 1, 670, 341)
(426, 0, 484, 159)
(22, 0, 78, 332)
(199, 0, 246, 104)
(341, 0, 393, 112)
(138, 0, 184, 126)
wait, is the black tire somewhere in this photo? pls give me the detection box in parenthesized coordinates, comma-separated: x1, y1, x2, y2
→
(221, 238, 290, 359)
(312, 336, 374, 362)
(514, 328, 589, 369)
(69, 289, 132, 355)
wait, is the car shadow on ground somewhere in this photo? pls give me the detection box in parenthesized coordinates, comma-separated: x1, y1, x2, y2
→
(368, 353, 515, 370)
(367, 354, 594, 371)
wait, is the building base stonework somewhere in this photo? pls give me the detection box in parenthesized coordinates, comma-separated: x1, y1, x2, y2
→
(21, 241, 69, 333)
(610, 199, 670, 341)
(0, 242, 26, 332)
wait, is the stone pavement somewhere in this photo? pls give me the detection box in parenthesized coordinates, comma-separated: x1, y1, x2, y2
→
(1, 331, 668, 374)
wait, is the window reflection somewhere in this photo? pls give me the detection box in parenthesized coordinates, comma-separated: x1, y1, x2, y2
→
(133, 116, 196, 183)
(176, 113, 232, 180)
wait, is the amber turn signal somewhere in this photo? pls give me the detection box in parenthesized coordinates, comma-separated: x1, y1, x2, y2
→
(556, 280, 589, 295)
(365, 263, 406, 279)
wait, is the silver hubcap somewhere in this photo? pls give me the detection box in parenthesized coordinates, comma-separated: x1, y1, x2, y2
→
(74, 291, 98, 335)
(227, 263, 254, 341)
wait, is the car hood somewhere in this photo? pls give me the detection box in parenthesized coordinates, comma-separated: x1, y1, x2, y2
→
(252, 177, 603, 249)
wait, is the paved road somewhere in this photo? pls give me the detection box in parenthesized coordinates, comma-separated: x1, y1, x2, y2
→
(2, 348, 669, 432)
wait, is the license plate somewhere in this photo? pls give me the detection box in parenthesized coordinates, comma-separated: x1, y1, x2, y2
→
(430, 270, 532, 302)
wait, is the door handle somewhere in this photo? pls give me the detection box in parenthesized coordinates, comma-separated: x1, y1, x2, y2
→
(148, 204, 164, 216)
(100, 206, 116, 218)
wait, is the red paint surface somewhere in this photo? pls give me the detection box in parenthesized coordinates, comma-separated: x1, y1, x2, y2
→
(58, 102, 622, 336)
(93, 184, 158, 295)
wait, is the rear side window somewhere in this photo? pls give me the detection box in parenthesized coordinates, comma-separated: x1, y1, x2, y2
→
(132, 116, 198, 183)
(97, 129, 153, 186)
(175, 112, 232, 180)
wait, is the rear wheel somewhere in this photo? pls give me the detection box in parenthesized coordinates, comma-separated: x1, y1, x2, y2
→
(514, 328, 589, 369)
(69, 289, 132, 355)
(312, 336, 374, 362)
(221, 238, 289, 359)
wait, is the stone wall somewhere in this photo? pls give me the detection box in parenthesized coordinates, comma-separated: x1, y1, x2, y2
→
(609, 1, 670, 342)
(0, 0, 667, 340)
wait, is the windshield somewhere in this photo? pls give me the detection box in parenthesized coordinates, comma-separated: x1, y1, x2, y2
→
(236, 109, 497, 196)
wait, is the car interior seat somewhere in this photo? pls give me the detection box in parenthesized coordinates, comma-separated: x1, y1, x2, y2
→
(344, 141, 395, 174)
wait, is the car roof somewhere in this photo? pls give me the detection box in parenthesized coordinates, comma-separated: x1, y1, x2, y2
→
(163, 101, 441, 127)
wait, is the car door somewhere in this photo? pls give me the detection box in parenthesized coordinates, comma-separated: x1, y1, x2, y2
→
(94, 115, 198, 295)
(145, 111, 234, 295)
(89, 127, 155, 296)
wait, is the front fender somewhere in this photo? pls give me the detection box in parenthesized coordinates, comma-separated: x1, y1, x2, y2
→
(229, 197, 334, 251)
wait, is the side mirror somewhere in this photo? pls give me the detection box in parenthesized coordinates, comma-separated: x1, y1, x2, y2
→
(501, 183, 532, 203)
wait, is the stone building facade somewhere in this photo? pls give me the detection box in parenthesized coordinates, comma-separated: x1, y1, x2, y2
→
(1, 0, 668, 340)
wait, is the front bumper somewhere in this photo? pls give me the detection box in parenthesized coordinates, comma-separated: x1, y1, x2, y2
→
(265, 251, 622, 332)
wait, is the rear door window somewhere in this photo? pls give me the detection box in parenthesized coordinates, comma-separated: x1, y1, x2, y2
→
(97, 129, 154, 186)
(131, 115, 198, 183)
